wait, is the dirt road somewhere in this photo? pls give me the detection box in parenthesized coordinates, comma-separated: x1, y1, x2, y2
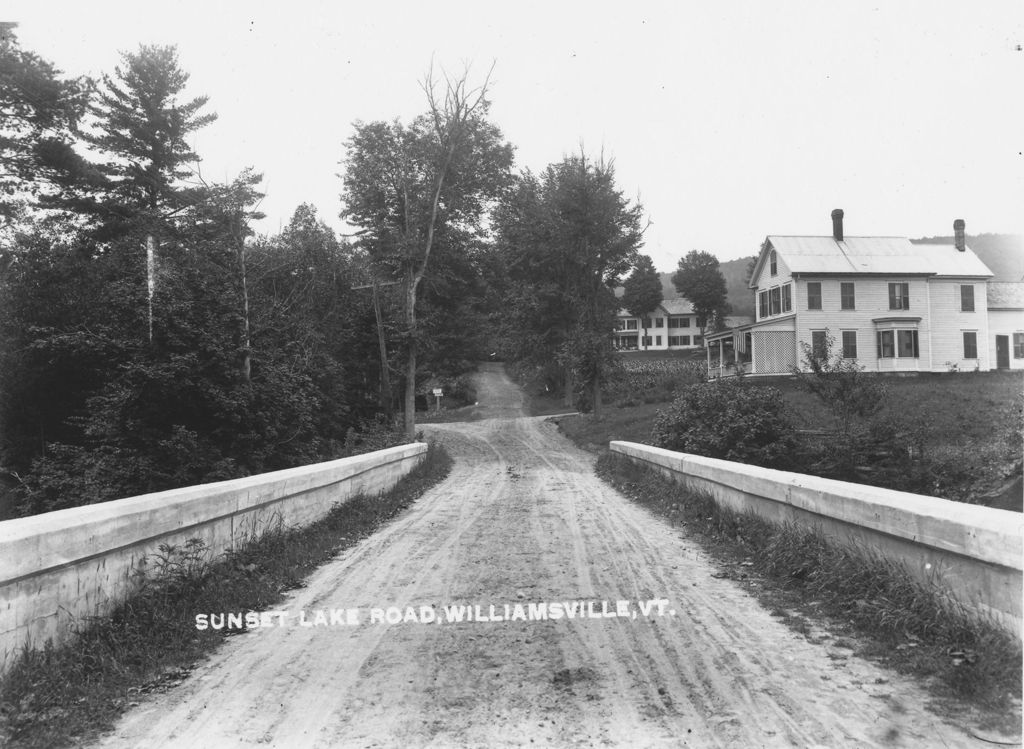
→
(95, 364, 976, 748)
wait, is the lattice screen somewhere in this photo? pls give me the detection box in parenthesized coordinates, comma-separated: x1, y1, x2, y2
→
(752, 330, 795, 374)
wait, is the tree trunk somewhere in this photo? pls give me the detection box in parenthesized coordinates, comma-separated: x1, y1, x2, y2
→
(146, 234, 156, 345)
(563, 367, 574, 409)
(372, 281, 393, 420)
(403, 275, 417, 440)
(239, 239, 251, 382)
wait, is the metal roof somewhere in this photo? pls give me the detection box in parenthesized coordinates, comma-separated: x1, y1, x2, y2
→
(988, 282, 1024, 309)
(766, 236, 993, 277)
(659, 298, 695, 315)
(617, 298, 696, 316)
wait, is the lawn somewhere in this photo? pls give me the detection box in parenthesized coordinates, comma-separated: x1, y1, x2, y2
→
(556, 369, 1024, 509)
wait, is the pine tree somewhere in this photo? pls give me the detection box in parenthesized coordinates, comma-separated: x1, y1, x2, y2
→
(0, 22, 91, 223)
(42, 44, 216, 236)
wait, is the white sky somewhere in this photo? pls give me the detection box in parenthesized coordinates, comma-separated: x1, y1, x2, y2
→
(8, 1, 1024, 270)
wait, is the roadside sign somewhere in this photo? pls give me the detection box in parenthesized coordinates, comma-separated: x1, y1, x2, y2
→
(432, 388, 443, 396)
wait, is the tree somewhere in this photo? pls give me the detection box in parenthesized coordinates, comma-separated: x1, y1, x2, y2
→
(621, 254, 662, 348)
(340, 64, 513, 438)
(672, 249, 730, 343)
(40, 44, 216, 237)
(0, 23, 91, 225)
(793, 331, 891, 481)
(497, 152, 645, 416)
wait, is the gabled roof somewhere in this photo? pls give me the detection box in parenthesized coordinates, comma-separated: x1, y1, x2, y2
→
(751, 235, 993, 286)
(617, 297, 695, 316)
(988, 282, 1024, 309)
(660, 298, 695, 315)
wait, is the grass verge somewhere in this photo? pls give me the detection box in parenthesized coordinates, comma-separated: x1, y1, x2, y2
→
(0, 442, 452, 749)
(596, 451, 1022, 733)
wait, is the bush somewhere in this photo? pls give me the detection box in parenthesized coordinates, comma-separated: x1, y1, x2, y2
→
(651, 380, 796, 468)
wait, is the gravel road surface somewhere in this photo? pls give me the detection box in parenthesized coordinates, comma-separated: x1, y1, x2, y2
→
(94, 363, 976, 748)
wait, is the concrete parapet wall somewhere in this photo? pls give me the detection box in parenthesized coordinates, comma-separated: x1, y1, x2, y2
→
(609, 441, 1023, 635)
(0, 443, 427, 673)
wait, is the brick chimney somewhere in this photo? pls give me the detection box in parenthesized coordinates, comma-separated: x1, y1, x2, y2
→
(954, 219, 965, 252)
(831, 209, 844, 242)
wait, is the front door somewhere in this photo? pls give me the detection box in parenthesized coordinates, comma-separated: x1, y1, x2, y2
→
(996, 335, 1010, 369)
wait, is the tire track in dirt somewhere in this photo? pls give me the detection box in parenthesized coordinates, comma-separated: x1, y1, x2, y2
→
(93, 363, 977, 748)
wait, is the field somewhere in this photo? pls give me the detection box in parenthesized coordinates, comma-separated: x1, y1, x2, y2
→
(556, 368, 1024, 510)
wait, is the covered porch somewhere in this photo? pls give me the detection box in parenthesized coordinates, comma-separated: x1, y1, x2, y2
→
(705, 326, 752, 379)
(705, 324, 796, 378)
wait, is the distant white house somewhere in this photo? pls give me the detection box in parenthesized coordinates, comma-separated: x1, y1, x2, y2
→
(614, 299, 703, 351)
(705, 210, 1018, 377)
(615, 299, 752, 352)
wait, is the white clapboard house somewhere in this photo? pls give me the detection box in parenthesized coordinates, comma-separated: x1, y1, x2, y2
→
(704, 210, 1020, 377)
(613, 299, 704, 351)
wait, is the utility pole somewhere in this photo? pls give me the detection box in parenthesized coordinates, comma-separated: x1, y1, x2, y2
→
(353, 279, 400, 422)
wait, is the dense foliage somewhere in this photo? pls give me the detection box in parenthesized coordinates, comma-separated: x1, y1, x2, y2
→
(339, 70, 514, 437)
(652, 380, 796, 468)
(671, 249, 730, 339)
(494, 153, 645, 415)
(603, 356, 706, 406)
(621, 254, 663, 333)
(0, 42, 470, 516)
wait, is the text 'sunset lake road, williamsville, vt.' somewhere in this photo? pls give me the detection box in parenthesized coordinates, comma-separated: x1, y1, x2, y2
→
(94, 364, 977, 748)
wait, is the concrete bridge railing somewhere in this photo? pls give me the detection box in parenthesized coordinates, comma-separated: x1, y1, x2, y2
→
(0, 442, 427, 674)
(610, 441, 1023, 636)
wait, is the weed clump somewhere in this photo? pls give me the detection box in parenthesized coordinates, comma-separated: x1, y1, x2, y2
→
(0, 442, 452, 749)
(597, 451, 1023, 715)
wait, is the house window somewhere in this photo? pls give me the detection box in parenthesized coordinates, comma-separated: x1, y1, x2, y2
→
(693, 335, 703, 345)
(1015, 333, 1024, 359)
(963, 331, 977, 359)
(811, 331, 827, 359)
(626, 320, 637, 330)
(782, 283, 792, 313)
(888, 282, 910, 310)
(840, 282, 855, 310)
(877, 329, 918, 358)
(807, 282, 822, 310)
(668, 336, 679, 346)
(615, 320, 625, 331)
(655, 317, 664, 328)
(680, 335, 690, 346)
(842, 331, 857, 358)
(877, 331, 895, 358)
(897, 330, 919, 358)
(642, 317, 652, 328)
(769, 287, 781, 316)
(960, 285, 975, 312)
(668, 317, 690, 328)
(641, 336, 652, 347)
(655, 336, 662, 346)
(759, 291, 768, 319)
(770, 250, 777, 276)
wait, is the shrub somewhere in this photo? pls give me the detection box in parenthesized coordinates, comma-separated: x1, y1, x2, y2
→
(651, 380, 795, 468)
(794, 332, 888, 433)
